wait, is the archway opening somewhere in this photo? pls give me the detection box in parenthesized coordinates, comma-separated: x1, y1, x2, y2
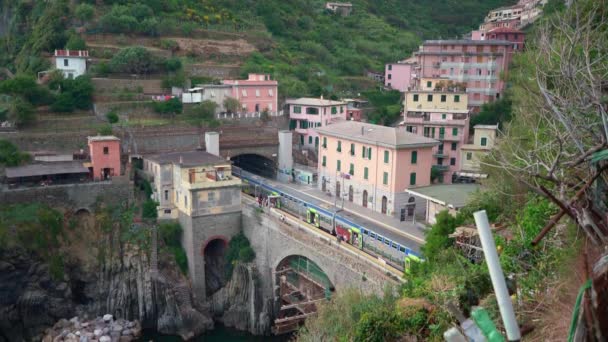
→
(381, 196, 388, 214)
(273, 255, 334, 334)
(203, 238, 228, 296)
(232, 153, 276, 179)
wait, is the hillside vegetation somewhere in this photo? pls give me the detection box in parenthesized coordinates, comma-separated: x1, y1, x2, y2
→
(0, 0, 514, 98)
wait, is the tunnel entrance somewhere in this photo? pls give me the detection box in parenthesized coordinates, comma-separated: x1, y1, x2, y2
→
(203, 238, 228, 297)
(232, 154, 277, 179)
(273, 255, 334, 335)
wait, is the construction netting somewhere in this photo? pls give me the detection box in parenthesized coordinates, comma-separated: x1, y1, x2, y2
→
(287, 256, 333, 299)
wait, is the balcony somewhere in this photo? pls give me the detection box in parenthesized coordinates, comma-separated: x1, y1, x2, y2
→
(437, 134, 462, 142)
(295, 128, 308, 134)
(432, 165, 449, 172)
(433, 152, 447, 158)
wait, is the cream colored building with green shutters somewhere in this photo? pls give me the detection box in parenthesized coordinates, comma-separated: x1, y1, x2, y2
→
(316, 121, 439, 219)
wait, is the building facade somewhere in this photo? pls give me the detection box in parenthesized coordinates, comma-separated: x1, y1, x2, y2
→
(142, 151, 242, 299)
(287, 97, 347, 150)
(472, 27, 525, 51)
(384, 61, 416, 92)
(54, 50, 88, 78)
(316, 121, 438, 218)
(402, 84, 470, 183)
(458, 124, 498, 180)
(181, 85, 233, 111)
(222, 73, 278, 114)
(413, 40, 514, 110)
(325, 2, 353, 16)
(87, 136, 121, 181)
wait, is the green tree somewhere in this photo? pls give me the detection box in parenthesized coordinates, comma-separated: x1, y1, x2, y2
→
(470, 97, 512, 129)
(98, 124, 113, 135)
(0, 140, 30, 166)
(187, 100, 217, 126)
(75, 3, 95, 21)
(142, 200, 158, 219)
(0, 75, 55, 106)
(106, 111, 119, 124)
(153, 98, 182, 115)
(223, 97, 240, 114)
(65, 34, 87, 50)
(110, 47, 157, 74)
(421, 210, 458, 260)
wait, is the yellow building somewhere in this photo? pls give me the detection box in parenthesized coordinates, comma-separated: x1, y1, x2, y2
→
(143, 151, 241, 219)
(458, 124, 498, 179)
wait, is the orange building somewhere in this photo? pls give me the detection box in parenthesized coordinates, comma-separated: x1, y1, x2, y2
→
(88, 136, 121, 180)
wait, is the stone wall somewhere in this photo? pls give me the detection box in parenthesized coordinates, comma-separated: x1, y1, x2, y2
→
(0, 178, 133, 212)
(178, 210, 242, 301)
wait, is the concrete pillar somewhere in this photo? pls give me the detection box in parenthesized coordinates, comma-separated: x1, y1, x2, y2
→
(278, 130, 293, 183)
(205, 132, 220, 157)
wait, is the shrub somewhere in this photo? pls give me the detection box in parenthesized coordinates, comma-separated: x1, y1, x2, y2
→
(160, 39, 179, 51)
(50, 76, 94, 112)
(49, 254, 65, 281)
(98, 124, 113, 135)
(138, 17, 159, 36)
(159, 222, 182, 247)
(225, 232, 255, 277)
(110, 47, 158, 74)
(106, 111, 119, 124)
(0, 140, 30, 166)
(142, 200, 158, 219)
(172, 246, 188, 274)
(153, 98, 182, 115)
(421, 210, 458, 260)
(139, 178, 153, 198)
(164, 57, 182, 72)
(51, 93, 76, 112)
(75, 3, 95, 21)
(65, 34, 87, 50)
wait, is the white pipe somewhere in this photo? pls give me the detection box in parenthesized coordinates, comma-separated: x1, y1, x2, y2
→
(474, 210, 521, 342)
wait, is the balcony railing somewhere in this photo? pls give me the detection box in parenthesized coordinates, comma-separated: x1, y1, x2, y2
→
(433, 165, 449, 172)
(433, 152, 447, 158)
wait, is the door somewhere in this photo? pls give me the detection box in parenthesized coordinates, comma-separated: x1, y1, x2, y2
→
(255, 104, 260, 112)
(362, 190, 368, 208)
(381, 196, 388, 214)
(400, 208, 406, 222)
(348, 185, 353, 202)
(407, 197, 416, 216)
(315, 137, 319, 149)
(336, 181, 341, 198)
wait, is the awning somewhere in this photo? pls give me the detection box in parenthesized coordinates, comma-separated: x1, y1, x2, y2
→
(455, 171, 488, 179)
(6, 161, 89, 179)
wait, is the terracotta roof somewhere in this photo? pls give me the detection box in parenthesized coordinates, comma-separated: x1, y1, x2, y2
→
(285, 97, 346, 107)
(315, 121, 439, 149)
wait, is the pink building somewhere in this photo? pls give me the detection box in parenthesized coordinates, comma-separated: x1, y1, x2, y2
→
(401, 88, 471, 184)
(88, 136, 121, 181)
(472, 27, 525, 51)
(222, 73, 278, 114)
(287, 97, 347, 150)
(316, 121, 438, 218)
(384, 59, 416, 92)
(479, 18, 521, 32)
(414, 40, 515, 110)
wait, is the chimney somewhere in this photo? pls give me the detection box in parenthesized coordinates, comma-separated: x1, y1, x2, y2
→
(320, 94, 324, 100)
(179, 155, 183, 165)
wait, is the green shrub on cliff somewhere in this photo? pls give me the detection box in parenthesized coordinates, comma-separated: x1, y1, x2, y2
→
(225, 232, 255, 277)
(159, 222, 188, 274)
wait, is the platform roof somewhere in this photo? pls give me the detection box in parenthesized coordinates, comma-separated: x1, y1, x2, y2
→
(6, 161, 89, 179)
(406, 184, 481, 208)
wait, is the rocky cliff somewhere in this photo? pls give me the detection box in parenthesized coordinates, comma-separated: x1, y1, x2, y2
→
(208, 263, 272, 336)
(0, 233, 212, 341)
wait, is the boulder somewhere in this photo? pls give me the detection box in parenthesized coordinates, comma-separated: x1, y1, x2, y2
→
(93, 329, 103, 337)
(102, 314, 113, 323)
(99, 336, 111, 342)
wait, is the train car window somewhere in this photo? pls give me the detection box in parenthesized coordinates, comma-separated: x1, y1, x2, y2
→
(393, 244, 399, 250)
(377, 235, 383, 241)
(370, 233, 376, 238)
(399, 246, 406, 253)
(384, 239, 390, 245)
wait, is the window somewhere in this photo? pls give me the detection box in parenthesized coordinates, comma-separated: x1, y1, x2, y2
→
(322, 156, 326, 166)
(349, 163, 354, 176)
(268, 89, 274, 96)
(368, 147, 372, 160)
(387, 83, 391, 87)
(442, 114, 447, 119)
(331, 106, 337, 115)
(426, 81, 432, 88)
(441, 95, 446, 102)
(322, 137, 327, 148)
(337, 160, 341, 171)
(409, 172, 416, 186)
(413, 94, 419, 102)
(184, 195, 188, 206)
(364, 167, 369, 180)
(337, 141, 342, 152)
(255, 89, 260, 97)
(164, 209, 171, 214)
(439, 127, 445, 138)
(340, 106, 344, 113)
(388, 74, 392, 80)
(309, 136, 313, 144)
(242, 90, 247, 97)
(208, 192, 215, 201)
(103, 147, 109, 155)
(411, 151, 418, 164)
(466, 152, 472, 160)
(350, 143, 355, 156)
(384, 150, 389, 163)
(63, 59, 68, 66)
(450, 157, 456, 166)
(478, 69, 482, 76)
(164, 190, 168, 201)
(451, 142, 457, 151)
(427, 94, 433, 102)
(388, 64, 392, 70)
(306, 107, 319, 115)
(383, 172, 388, 185)
(293, 106, 302, 114)
(362, 146, 366, 158)
(481, 137, 488, 146)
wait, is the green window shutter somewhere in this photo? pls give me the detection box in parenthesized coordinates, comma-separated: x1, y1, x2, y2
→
(454, 95, 460, 103)
(383, 172, 388, 185)
(322, 156, 326, 166)
(481, 137, 487, 146)
(350, 143, 355, 155)
(368, 147, 372, 160)
(452, 127, 458, 136)
(323, 137, 327, 148)
(362, 146, 365, 158)
(309, 136, 313, 144)
(294, 106, 301, 113)
(409, 172, 416, 186)
(331, 106, 337, 114)
(364, 167, 368, 180)
(349, 163, 354, 176)
(411, 151, 417, 164)
(413, 94, 419, 102)
(337, 141, 341, 152)
(384, 150, 389, 163)
(337, 160, 341, 171)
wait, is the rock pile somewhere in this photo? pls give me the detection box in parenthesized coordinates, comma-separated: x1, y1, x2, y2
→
(42, 315, 141, 342)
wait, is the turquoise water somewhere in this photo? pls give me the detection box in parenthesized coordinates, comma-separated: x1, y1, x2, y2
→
(139, 325, 293, 342)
